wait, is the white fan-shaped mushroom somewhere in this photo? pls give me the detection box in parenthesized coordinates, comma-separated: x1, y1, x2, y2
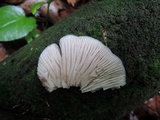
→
(37, 44, 69, 92)
(37, 35, 126, 93)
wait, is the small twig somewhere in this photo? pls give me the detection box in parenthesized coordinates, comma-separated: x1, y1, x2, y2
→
(45, 0, 52, 28)
(45, 101, 50, 107)
(101, 23, 108, 46)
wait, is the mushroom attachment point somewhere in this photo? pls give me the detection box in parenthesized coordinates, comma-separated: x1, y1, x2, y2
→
(37, 35, 126, 93)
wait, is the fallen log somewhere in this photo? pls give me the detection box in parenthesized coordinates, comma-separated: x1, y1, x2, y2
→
(0, 0, 160, 119)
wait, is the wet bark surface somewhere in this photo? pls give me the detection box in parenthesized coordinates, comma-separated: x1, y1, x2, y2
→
(0, 108, 39, 120)
(0, 0, 160, 120)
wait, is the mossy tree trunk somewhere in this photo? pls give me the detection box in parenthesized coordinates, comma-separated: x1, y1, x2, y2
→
(0, 0, 160, 119)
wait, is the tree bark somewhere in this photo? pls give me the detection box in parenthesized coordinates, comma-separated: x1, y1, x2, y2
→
(0, 0, 160, 119)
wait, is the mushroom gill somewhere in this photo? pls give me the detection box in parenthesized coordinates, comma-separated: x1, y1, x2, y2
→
(37, 35, 126, 93)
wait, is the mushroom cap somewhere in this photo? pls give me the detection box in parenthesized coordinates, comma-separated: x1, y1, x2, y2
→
(37, 35, 126, 93)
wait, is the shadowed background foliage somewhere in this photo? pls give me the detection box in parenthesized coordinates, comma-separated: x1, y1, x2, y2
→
(0, 0, 160, 119)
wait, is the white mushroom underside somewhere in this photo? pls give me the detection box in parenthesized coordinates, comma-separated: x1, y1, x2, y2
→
(37, 35, 126, 93)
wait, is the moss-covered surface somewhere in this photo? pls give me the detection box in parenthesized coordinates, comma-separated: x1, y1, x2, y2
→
(0, 0, 160, 119)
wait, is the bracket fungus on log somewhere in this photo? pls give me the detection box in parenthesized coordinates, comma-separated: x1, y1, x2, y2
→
(37, 35, 126, 93)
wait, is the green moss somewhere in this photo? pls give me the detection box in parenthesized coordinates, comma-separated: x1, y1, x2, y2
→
(0, 0, 160, 119)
